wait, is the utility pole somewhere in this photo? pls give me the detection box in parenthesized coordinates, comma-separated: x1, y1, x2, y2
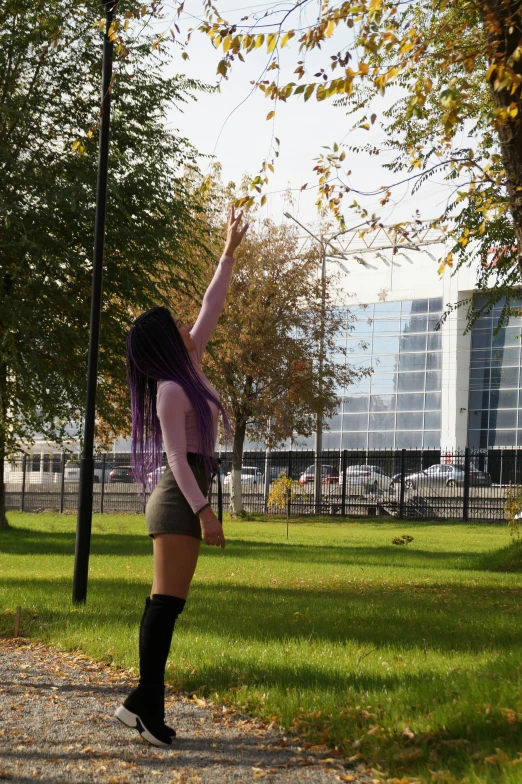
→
(284, 212, 348, 514)
(73, 1, 118, 604)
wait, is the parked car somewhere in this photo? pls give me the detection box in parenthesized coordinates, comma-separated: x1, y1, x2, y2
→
(469, 468, 493, 487)
(223, 466, 263, 486)
(298, 464, 338, 485)
(402, 463, 492, 490)
(109, 465, 136, 483)
(339, 464, 390, 494)
(64, 459, 112, 484)
(146, 466, 166, 485)
(389, 471, 415, 493)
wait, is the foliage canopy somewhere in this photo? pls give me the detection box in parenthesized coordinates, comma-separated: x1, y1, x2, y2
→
(0, 0, 210, 523)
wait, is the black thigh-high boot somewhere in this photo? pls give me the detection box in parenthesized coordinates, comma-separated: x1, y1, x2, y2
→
(136, 597, 176, 737)
(115, 594, 185, 747)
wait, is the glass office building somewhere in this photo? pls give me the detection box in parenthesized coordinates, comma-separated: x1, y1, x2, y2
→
(468, 298, 522, 448)
(323, 297, 444, 450)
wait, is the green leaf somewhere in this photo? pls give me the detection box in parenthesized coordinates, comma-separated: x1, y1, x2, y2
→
(304, 84, 315, 101)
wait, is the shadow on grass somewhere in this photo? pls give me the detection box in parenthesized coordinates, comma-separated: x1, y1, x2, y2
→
(475, 540, 522, 572)
(0, 524, 152, 557)
(2, 575, 522, 655)
(0, 523, 500, 572)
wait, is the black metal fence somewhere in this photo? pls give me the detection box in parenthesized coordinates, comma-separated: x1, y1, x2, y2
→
(3, 448, 519, 522)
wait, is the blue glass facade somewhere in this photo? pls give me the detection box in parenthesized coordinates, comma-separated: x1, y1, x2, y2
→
(322, 297, 444, 450)
(468, 300, 522, 448)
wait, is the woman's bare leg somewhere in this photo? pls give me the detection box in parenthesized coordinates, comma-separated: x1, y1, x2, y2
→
(151, 533, 201, 599)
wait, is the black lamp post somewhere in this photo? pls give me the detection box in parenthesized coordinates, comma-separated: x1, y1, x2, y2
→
(72, 1, 118, 604)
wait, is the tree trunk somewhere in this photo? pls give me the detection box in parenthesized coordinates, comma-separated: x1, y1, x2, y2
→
(485, 1, 522, 275)
(0, 441, 7, 530)
(0, 271, 10, 529)
(230, 420, 246, 516)
(0, 454, 7, 531)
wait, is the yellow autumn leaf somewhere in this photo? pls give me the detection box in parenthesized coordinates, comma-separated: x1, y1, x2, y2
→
(281, 30, 295, 47)
(325, 18, 335, 37)
(267, 33, 277, 52)
(266, 110, 275, 120)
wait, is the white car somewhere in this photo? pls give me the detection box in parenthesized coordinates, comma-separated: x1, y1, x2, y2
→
(64, 459, 111, 484)
(223, 466, 263, 486)
(339, 464, 390, 494)
(146, 466, 166, 486)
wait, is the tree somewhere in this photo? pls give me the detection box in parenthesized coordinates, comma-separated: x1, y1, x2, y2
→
(0, 0, 211, 528)
(179, 213, 365, 514)
(180, 0, 522, 322)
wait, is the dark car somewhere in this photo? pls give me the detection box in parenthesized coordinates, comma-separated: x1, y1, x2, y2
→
(389, 471, 413, 493)
(468, 469, 492, 487)
(109, 466, 135, 483)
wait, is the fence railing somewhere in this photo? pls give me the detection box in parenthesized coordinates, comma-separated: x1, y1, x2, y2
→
(3, 448, 518, 522)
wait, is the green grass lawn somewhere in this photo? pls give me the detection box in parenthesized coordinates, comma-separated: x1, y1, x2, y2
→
(2, 512, 522, 783)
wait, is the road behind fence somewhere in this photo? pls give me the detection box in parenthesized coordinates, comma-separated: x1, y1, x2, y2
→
(3, 448, 518, 522)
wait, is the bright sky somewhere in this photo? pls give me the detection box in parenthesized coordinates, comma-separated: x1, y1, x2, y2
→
(145, 2, 457, 230)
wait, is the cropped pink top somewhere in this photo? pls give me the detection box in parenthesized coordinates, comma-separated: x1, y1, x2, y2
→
(156, 255, 233, 514)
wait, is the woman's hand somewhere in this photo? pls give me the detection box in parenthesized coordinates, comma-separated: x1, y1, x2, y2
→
(224, 205, 249, 259)
(199, 506, 226, 548)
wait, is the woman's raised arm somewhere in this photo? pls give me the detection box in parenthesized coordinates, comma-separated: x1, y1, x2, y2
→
(190, 207, 248, 358)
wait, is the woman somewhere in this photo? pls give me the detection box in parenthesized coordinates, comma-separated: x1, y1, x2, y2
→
(115, 207, 248, 748)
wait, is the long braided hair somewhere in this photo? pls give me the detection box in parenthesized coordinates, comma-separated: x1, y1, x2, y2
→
(126, 306, 230, 493)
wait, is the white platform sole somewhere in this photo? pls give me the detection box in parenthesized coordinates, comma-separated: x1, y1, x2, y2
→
(114, 705, 171, 748)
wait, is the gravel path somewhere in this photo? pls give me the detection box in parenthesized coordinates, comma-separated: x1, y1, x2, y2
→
(0, 638, 380, 784)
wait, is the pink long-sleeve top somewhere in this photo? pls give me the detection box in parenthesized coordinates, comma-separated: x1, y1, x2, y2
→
(156, 255, 233, 514)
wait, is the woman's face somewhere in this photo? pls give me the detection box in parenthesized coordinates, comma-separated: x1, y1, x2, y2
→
(172, 314, 196, 353)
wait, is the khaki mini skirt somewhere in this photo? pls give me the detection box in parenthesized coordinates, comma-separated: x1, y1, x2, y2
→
(145, 452, 210, 540)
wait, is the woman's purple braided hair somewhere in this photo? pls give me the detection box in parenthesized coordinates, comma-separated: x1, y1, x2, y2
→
(126, 306, 230, 495)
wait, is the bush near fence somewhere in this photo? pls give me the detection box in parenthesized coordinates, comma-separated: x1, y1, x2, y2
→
(3, 448, 519, 522)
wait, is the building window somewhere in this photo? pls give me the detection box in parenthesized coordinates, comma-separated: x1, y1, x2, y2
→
(468, 297, 522, 447)
(324, 298, 443, 450)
